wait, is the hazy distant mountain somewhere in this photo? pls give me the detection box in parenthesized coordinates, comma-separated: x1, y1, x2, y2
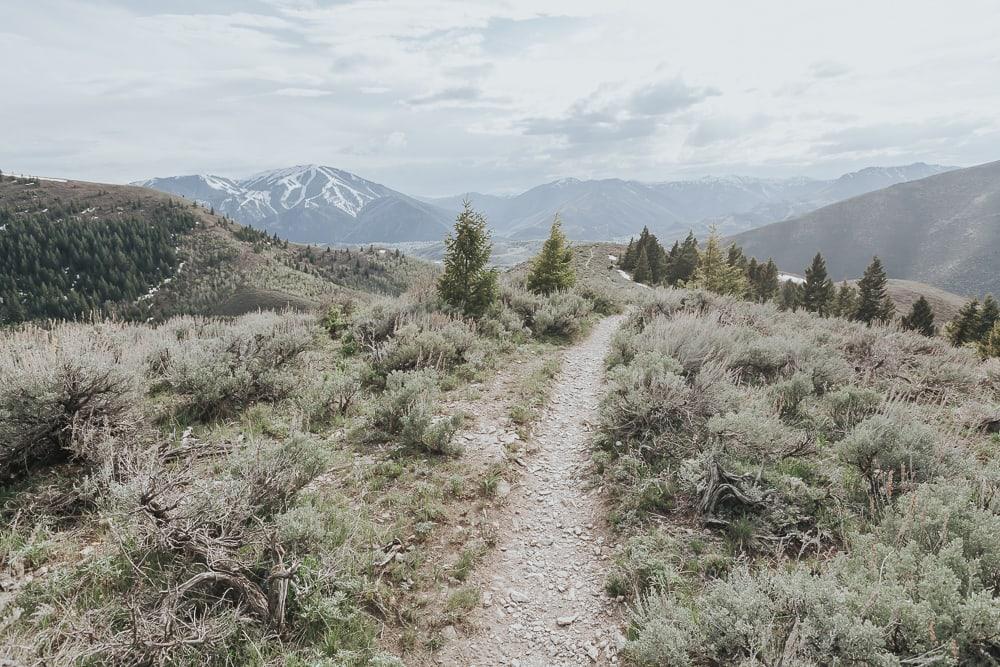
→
(142, 163, 953, 245)
(731, 160, 1000, 297)
(426, 163, 954, 241)
(136, 165, 453, 243)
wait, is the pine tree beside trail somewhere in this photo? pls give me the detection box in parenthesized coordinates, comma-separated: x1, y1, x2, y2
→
(946, 300, 981, 346)
(527, 215, 575, 295)
(802, 252, 835, 316)
(854, 256, 894, 325)
(691, 228, 747, 296)
(437, 201, 499, 318)
(901, 296, 936, 337)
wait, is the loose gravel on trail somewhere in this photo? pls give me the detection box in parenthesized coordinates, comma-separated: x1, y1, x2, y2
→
(437, 315, 627, 667)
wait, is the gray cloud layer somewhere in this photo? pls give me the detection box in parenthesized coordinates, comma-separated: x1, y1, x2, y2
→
(1, 0, 999, 194)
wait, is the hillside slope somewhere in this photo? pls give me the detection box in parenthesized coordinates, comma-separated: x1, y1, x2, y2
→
(0, 175, 436, 324)
(732, 160, 1000, 297)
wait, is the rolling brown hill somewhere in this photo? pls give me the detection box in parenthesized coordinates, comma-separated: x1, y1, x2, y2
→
(732, 160, 1000, 297)
(881, 279, 966, 324)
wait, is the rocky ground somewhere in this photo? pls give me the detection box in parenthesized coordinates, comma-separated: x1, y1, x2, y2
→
(436, 314, 627, 667)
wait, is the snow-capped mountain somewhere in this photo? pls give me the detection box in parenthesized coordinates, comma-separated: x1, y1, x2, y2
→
(135, 165, 453, 243)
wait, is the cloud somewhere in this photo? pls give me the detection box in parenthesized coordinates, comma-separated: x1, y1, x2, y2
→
(4, 1, 1000, 194)
(808, 60, 850, 79)
(273, 87, 332, 97)
(406, 85, 483, 106)
(817, 118, 990, 156)
(519, 78, 719, 145)
(685, 113, 772, 148)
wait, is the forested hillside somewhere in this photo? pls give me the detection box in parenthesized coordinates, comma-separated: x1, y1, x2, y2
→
(0, 174, 437, 325)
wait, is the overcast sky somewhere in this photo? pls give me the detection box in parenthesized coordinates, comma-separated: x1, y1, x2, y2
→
(3, 1, 1000, 195)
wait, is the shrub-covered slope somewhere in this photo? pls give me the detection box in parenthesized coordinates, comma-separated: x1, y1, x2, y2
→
(596, 289, 1000, 665)
(0, 249, 625, 663)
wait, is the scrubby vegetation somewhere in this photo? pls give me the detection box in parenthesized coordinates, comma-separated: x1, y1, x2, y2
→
(0, 195, 629, 663)
(595, 288, 1000, 665)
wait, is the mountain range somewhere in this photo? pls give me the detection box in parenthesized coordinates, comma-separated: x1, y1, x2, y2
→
(732, 160, 1000, 297)
(137, 163, 953, 244)
(136, 166, 453, 244)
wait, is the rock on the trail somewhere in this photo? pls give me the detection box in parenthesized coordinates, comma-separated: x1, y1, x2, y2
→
(585, 643, 600, 661)
(556, 615, 576, 626)
(496, 479, 512, 498)
(441, 625, 459, 641)
(508, 589, 529, 603)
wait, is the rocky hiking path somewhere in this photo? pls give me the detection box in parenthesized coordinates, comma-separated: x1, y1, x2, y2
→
(438, 314, 627, 667)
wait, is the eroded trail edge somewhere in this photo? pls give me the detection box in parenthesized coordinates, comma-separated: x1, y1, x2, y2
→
(439, 314, 627, 667)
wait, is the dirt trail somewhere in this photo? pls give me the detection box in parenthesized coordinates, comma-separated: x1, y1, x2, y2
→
(438, 315, 627, 667)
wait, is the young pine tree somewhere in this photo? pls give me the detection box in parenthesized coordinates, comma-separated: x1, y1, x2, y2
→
(778, 280, 803, 312)
(666, 232, 699, 286)
(946, 300, 981, 346)
(632, 245, 652, 284)
(691, 229, 747, 296)
(854, 256, 894, 325)
(802, 252, 835, 316)
(901, 296, 936, 336)
(756, 259, 780, 303)
(979, 321, 1000, 358)
(527, 215, 575, 295)
(437, 201, 499, 318)
(977, 294, 999, 341)
(833, 282, 858, 319)
(621, 238, 636, 271)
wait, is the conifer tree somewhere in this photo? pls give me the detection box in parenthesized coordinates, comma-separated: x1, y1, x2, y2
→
(832, 281, 858, 319)
(979, 321, 1000, 358)
(666, 232, 699, 286)
(621, 238, 636, 270)
(854, 256, 894, 325)
(527, 215, 575, 295)
(632, 245, 652, 284)
(778, 279, 803, 312)
(437, 201, 499, 318)
(977, 294, 999, 341)
(691, 228, 747, 296)
(946, 300, 981, 346)
(759, 259, 780, 302)
(802, 252, 834, 316)
(901, 296, 936, 336)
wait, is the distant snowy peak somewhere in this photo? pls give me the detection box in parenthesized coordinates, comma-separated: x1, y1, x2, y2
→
(136, 165, 397, 221)
(239, 165, 392, 218)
